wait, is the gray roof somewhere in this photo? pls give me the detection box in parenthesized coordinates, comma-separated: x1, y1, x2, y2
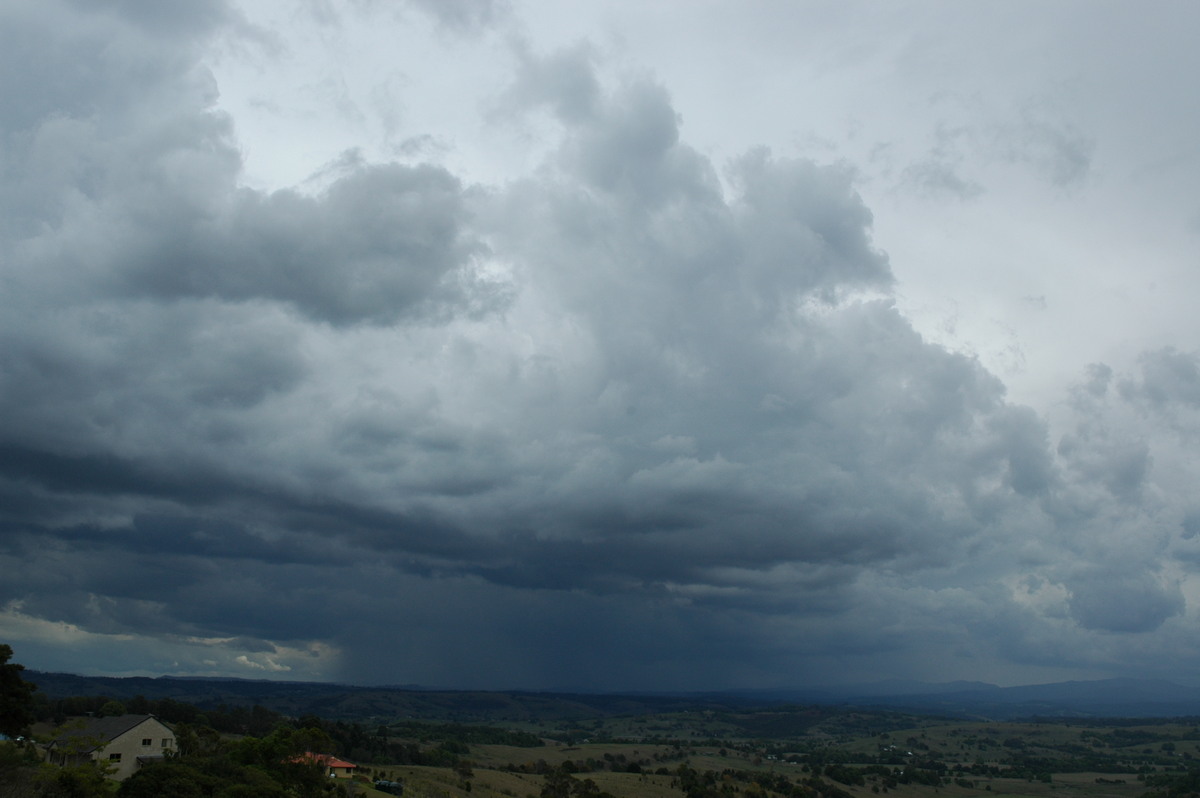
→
(49, 715, 163, 753)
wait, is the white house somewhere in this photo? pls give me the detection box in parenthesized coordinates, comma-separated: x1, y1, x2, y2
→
(45, 714, 176, 781)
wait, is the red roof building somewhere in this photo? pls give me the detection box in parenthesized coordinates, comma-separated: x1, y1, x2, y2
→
(294, 751, 357, 778)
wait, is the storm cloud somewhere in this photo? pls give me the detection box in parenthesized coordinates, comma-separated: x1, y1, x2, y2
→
(4, 0, 1200, 691)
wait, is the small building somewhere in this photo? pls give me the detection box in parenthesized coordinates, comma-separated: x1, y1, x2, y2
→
(296, 751, 357, 778)
(45, 714, 176, 781)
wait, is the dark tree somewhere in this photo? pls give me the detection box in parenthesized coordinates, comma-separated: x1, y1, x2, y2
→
(542, 766, 577, 798)
(0, 644, 37, 738)
(97, 699, 128, 718)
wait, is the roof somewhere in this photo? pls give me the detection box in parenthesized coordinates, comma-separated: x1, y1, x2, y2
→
(295, 751, 356, 769)
(49, 715, 164, 753)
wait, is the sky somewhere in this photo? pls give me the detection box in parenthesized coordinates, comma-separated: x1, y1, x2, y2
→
(3, 0, 1200, 692)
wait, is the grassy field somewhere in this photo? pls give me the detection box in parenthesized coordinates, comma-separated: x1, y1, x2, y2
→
(344, 767, 1150, 798)
(341, 711, 1199, 798)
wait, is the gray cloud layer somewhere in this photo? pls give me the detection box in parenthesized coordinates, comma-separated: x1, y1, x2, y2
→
(3, 0, 1200, 690)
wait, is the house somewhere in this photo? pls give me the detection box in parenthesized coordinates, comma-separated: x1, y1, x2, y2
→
(295, 751, 357, 778)
(45, 714, 175, 781)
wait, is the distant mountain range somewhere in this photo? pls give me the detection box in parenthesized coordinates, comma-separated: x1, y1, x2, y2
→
(25, 671, 1200, 722)
(726, 677, 1200, 719)
(24, 671, 746, 723)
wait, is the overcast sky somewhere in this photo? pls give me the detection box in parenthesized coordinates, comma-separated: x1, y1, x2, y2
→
(4, 0, 1200, 692)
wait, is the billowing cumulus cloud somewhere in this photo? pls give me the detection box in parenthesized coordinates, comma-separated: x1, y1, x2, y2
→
(3, 0, 1200, 691)
(124, 163, 494, 326)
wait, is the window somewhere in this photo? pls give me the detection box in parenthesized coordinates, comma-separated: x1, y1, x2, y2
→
(141, 738, 152, 746)
(109, 753, 122, 762)
(162, 738, 172, 748)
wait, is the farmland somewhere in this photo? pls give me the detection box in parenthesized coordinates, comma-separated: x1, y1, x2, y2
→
(322, 708, 1200, 798)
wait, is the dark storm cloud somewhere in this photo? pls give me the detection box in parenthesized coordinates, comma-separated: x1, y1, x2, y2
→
(123, 163, 492, 326)
(4, 1, 1198, 689)
(0, 1, 231, 130)
(1067, 568, 1184, 634)
(2, 1, 494, 330)
(1058, 423, 1152, 501)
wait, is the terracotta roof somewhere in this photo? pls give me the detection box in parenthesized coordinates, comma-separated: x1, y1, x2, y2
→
(295, 751, 356, 769)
